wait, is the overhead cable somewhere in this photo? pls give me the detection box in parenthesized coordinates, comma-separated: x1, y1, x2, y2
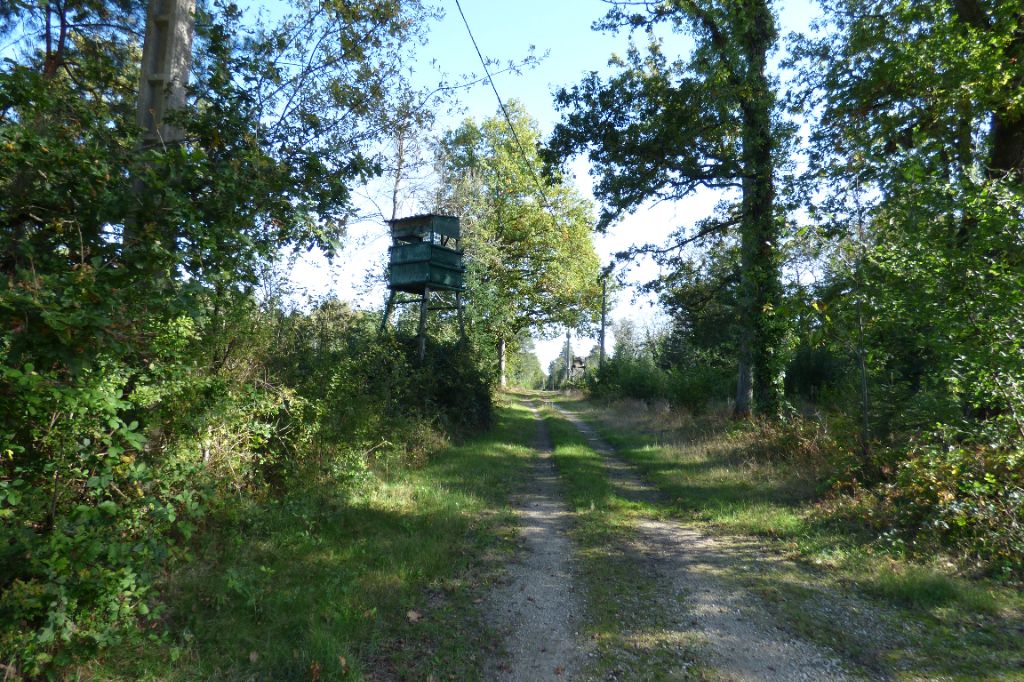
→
(452, 0, 555, 212)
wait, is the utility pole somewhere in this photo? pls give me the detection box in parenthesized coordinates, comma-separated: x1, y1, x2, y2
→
(563, 328, 572, 389)
(599, 273, 607, 368)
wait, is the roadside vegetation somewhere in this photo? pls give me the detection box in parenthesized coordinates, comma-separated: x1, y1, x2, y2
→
(77, 400, 537, 680)
(546, 0, 1024, 584)
(0, 0, 600, 676)
(3, 0, 1023, 677)
(547, 394, 1024, 680)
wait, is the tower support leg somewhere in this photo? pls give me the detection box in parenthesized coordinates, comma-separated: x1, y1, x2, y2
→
(418, 287, 431, 362)
(379, 289, 396, 334)
(456, 291, 466, 339)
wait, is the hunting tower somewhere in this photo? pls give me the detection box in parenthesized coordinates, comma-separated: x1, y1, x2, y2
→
(379, 214, 466, 360)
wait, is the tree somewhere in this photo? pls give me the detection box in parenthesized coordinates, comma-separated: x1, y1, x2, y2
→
(432, 101, 602, 385)
(789, 0, 1024, 567)
(546, 0, 789, 417)
(794, 0, 1024, 435)
(507, 332, 545, 389)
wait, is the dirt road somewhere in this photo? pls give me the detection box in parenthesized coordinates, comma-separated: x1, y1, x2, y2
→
(485, 398, 863, 681)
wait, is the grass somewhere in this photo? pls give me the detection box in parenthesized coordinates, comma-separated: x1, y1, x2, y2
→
(538, 406, 708, 681)
(549, 393, 1024, 681)
(82, 401, 539, 681)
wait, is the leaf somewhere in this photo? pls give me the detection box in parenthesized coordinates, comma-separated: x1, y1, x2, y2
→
(406, 609, 422, 623)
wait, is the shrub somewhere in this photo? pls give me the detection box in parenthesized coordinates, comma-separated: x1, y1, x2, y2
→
(0, 346, 208, 674)
(0, 292, 495, 676)
(884, 431, 1024, 576)
(666, 362, 734, 414)
(589, 356, 669, 403)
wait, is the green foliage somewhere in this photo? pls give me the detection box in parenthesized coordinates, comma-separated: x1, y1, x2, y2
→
(547, 0, 790, 416)
(590, 356, 668, 403)
(0, 0, 457, 675)
(586, 319, 734, 414)
(506, 339, 545, 389)
(883, 436, 1024, 575)
(785, 0, 1024, 573)
(666, 356, 736, 414)
(433, 101, 603, 365)
(0, 323, 209, 674)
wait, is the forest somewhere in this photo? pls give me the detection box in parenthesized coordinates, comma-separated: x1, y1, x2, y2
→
(1, 0, 1021, 679)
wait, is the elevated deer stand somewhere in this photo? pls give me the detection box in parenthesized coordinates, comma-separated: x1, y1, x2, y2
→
(379, 214, 466, 361)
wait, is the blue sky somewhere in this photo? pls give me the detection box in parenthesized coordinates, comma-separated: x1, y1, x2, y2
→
(287, 0, 822, 369)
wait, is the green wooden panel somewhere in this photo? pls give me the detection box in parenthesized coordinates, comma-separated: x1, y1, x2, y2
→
(388, 240, 464, 292)
(389, 261, 465, 292)
(390, 242, 462, 267)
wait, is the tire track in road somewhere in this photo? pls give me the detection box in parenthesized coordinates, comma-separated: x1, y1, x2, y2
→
(551, 402, 858, 682)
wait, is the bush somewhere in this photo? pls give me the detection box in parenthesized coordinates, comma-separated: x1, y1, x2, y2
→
(589, 349, 733, 415)
(589, 356, 668, 403)
(0, 334, 209, 674)
(666, 361, 734, 414)
(0, 290, 495, 676)
(785, 344, 848, 402)
(883, 431, 1024, 576)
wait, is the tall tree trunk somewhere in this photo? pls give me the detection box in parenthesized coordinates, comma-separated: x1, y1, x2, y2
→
(127, 0, 196, 255)
(736, 0, 784, 418)
(734, 354, 753, 418)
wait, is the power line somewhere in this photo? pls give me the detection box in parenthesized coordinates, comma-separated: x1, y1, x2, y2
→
(452, 0, 554, 212)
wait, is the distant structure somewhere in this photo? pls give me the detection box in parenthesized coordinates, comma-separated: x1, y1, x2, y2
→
(568, 356, 587, 382)
(379, 214, 466, 361)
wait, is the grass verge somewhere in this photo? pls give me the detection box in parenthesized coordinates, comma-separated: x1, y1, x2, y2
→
(551, 394, 1024, 681)
(80, 401, 538, 681)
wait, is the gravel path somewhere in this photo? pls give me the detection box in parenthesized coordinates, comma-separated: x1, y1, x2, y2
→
(482, 403, 587, 681)
(552, 403, 859, 682)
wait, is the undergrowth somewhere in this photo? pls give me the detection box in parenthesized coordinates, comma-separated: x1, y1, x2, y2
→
(76, 401, 537, 680)
(0, 295, 494, 678)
